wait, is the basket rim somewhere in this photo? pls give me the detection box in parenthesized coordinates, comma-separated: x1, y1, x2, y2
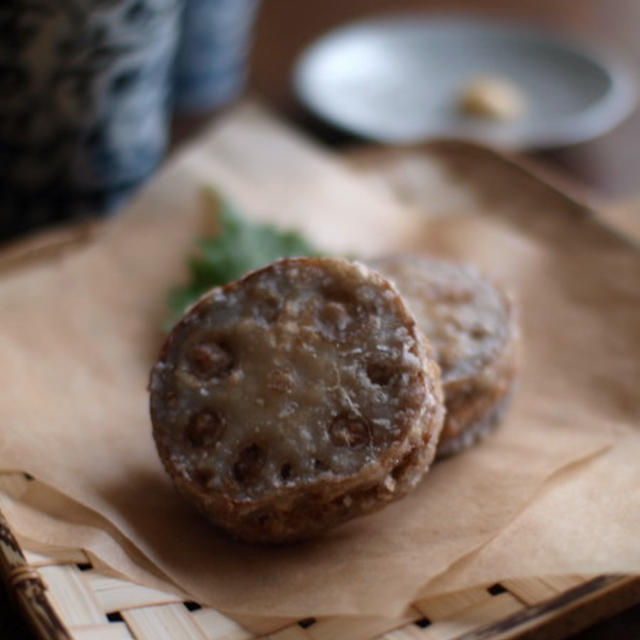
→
(0, 505, 72, 640)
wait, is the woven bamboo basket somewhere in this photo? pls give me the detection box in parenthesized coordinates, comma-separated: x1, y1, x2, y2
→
(1, 473, 639, 640)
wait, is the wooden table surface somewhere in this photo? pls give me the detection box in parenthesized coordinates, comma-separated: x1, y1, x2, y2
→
(2, 2, 639, 638)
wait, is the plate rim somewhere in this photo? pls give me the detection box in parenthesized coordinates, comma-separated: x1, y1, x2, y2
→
(293, 14, 638, 149)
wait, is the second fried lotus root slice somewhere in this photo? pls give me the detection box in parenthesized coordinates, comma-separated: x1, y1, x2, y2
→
(150, 257, 444, 543)
(370, 255, 519, 457)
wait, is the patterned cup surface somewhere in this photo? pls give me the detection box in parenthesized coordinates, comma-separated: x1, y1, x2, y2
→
(0, 0, 182, 239)
(173, 0, 260, 113)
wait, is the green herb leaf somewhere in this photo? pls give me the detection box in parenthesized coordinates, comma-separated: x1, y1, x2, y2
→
(167, 188, 320, 327)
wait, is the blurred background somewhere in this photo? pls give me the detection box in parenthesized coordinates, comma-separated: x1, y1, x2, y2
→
(2, 0, 638, 242)
(244, 0, 639, 197)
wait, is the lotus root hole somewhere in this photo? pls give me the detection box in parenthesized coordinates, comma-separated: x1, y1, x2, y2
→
(233, 444, 266, 483)
(188, 341, 233, 380)
(280, 463, 293, 481)
(314, 459, 329, 472)
(259, 296, 281, 323)
(193, 467, 213, 487)
(366, 361, 394, 386)
(186, 410, 225, 447)
(471, 325, 489, 339)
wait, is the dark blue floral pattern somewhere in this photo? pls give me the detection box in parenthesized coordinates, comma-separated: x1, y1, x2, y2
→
(0, 0, 183, 240)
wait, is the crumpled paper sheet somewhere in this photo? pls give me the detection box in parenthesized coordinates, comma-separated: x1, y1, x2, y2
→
(420, 434, 640, 599)
(0, 105, 638, 619)
(0, 473, 182, 597)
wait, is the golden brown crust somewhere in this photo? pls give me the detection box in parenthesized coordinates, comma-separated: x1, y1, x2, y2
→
(150, 257, 444, 542)
(369, 254, 519, 457)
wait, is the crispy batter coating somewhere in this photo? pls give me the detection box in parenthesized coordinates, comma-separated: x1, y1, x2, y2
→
(370, 255, 518, 457)
(150, 258, 444, 542)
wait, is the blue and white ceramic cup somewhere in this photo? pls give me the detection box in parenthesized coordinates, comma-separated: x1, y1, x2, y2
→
(0, 0, 183, 240)
(173, 0, 260, 113)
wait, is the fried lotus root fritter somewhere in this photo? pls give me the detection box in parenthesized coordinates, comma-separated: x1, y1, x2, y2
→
(370, 255, 518, 457)
(150, 257, 444, 542)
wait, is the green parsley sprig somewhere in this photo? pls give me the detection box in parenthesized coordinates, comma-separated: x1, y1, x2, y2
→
(167, 189, 320, 326)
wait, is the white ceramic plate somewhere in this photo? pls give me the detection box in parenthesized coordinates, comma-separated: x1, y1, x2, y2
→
(294, 16, 637, 149)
